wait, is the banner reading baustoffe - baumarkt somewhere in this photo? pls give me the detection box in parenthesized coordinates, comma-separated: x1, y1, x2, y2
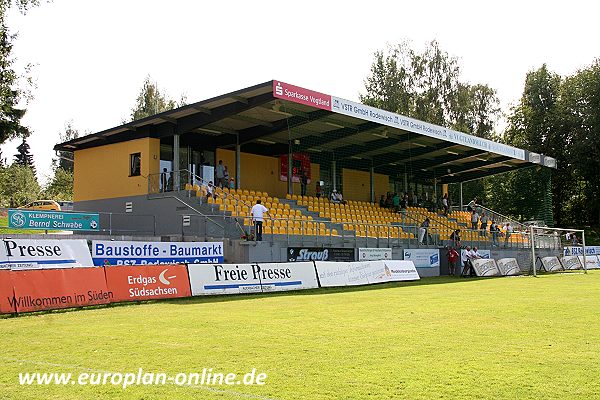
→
(92, 240, 224, 266)
(8, 209, 99, 231)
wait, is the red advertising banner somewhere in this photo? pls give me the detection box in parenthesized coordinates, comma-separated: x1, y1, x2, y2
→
(280, 153, 311, 183)
(273, 81, 332, 111)
(10, 268, 111, 313)
(0, 269, 15, 314)
(104, 264, 191, 302)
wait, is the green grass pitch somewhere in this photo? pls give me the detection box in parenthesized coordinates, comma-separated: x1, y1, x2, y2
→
(1, 272, 600, 399)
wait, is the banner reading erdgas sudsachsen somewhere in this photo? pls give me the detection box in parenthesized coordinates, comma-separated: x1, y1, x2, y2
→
(92, 240, 224, 266)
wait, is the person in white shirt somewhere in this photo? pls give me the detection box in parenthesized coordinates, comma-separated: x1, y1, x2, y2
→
(504, 223, 513, 247)
(471, 246, 483, 260)
(471, 210, 479, 230)
(461, 246, 474, 277)
(251, 199, 269, 241)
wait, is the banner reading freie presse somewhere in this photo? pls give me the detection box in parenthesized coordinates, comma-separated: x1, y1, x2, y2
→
(315, 260, 419, 287)
(92, 240, 224, 266)
(188, 262, 318, 295)
(0, 239, 93, 270)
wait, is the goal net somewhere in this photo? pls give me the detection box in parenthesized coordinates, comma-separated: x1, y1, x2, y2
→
(529, 226, 596, 276)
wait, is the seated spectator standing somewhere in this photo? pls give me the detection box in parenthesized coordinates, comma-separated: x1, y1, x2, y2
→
(251, 199, 269, 241)
(206, 181, 216, 201)
(471, 210, 479, 230)
(379, 195, 386, 208)
(392, 192, 400, 212)
(442, 193, 449, 216)
(490, 221, 499, 246)
(479, 212, 488, 236)
(215, 160, 226, 188)
(504, 223, 513, 247)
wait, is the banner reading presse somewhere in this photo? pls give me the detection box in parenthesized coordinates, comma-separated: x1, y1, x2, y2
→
(188, 262, 318, 295)
(358, 248, 392, 261)
(0, 239, 93, 270)
(403, 249, 439, 268)
(92, 240, 224, 266)
(8, 209, 99, 231)
(315, 260, 419, 287)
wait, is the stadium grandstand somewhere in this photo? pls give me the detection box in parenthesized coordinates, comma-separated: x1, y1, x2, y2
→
(54, 80, 557, 269)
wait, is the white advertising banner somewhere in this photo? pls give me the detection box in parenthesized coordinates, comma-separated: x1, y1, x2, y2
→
(563, 246, 600, 256)
(0, 239, 93, 270)
(541, 256, 562, 272)
(331, 96, 526, 160)
(403, 249, 439, 268)
(478, 250, 491, 259)
(315, 260, 419, 287)
(471, 259, 501, 277)
(578, 255, 600, 270)
(188, 262, 318, 295)
(358, 248, 392, 261)
(496, 258, 521, 276)
(92, 240, 224, 266)
(561, 256, 582, 270)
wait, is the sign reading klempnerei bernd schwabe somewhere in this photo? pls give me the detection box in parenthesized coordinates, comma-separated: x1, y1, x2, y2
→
(8, 209, 100, 231)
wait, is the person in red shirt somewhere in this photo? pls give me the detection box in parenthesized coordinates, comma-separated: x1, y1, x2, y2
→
(447, 246, 459, 276)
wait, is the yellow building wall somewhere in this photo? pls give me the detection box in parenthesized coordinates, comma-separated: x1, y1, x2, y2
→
(74, 138, 160, 201)
(341, 169, 389, 203)
(216, 149, 320, 198)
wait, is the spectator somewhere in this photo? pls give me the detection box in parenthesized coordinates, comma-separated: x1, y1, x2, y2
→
(467, 197, 477, 212)
(479, 212, 489, 236)
(419, 218, 430, 245)
(447, 246, 459, 276)
(442, 193, 449, 215)
(160, 168, 169, 192)
(229, 177, 235, 189)
(379, 195, 386, 208)
(471, 210, 479, 230)
(300, 171, 308, 196)
(450, 229, 461, 248)
(461, 246, 475, 277)
(392, 192, 400, 212)
(331, 190, 346, 204)
(571, 232, 578, 245)
(471, 246, 483, 260)
(215, 160, 226, 188)
(407, 190, 414, 206)
(223, 165, 230, 186)
(251, 199, 269, 241)
(490, 221, 499, 247)
(400, 194, 407, 212)
(316, 182, 322, 198)
(206, 181, 216, 201)
(385, 193, 393, 208)
(504, 223, 513, 247)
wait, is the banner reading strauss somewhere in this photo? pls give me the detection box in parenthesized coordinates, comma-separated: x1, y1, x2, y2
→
(92, 240, 224, 266)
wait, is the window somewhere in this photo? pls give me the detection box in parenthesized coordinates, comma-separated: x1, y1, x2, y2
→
(130, 153, 141, 176)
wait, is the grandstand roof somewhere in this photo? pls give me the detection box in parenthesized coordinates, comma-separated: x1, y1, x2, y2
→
(55, 80, 557, 184)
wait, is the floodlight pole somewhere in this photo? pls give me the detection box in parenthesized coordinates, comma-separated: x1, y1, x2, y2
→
(530, 225, 536, 277)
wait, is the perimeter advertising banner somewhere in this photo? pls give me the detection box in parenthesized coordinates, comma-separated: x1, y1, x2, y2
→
(403, 249, 439, 268)
(563, 246, 600, 256)
(578, 255, 600, 270)
(0, 239, 93, 270)
(314, 260, 419, 287)
(104, 264, 191, 302)
(287, 247, 355, 262)
(358, 248, 392, 261)
(496, 258, 521, 276)
(9, 268, 111, 313)
(471, 259, 501, 277)
(92, 240, 224, 266)
(561, 256, 582, 270)
(541, 256, 562, 272)
(0, 269, 14, 314)
(188, 262, 318, 295)
(8, 209, 100, 231)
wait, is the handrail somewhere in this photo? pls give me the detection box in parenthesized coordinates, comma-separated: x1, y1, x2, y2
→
(473, 204, 526, 232)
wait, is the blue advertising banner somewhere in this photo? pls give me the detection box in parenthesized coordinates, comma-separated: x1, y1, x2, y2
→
(92, 240, 224, 266)
(8, 209, 99, 231)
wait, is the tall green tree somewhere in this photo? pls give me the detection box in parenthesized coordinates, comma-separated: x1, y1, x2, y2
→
(129, 76, 185, 121)
(0, 163, 39, 206)
(14, 136, 34, 171)
(44, 167, 73, 201)
(361, 40, 500, 138)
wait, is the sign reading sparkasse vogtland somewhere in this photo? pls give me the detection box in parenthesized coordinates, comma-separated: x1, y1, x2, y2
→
(8, 209, 100, 231)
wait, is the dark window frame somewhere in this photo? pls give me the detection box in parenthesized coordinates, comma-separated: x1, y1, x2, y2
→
(130, 153, 141, 177)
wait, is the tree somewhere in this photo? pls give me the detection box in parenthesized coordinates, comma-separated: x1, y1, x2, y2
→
(361, 40, 500, 138)
(53, 120, 79, 172)
(44, 167, 73, 201)
(129, 76, 184, 121)
(0, 163, 39, 206)
(14, 136, 34, 171)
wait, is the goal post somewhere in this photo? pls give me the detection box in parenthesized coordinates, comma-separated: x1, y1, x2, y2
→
(530, 226, 587, 276)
